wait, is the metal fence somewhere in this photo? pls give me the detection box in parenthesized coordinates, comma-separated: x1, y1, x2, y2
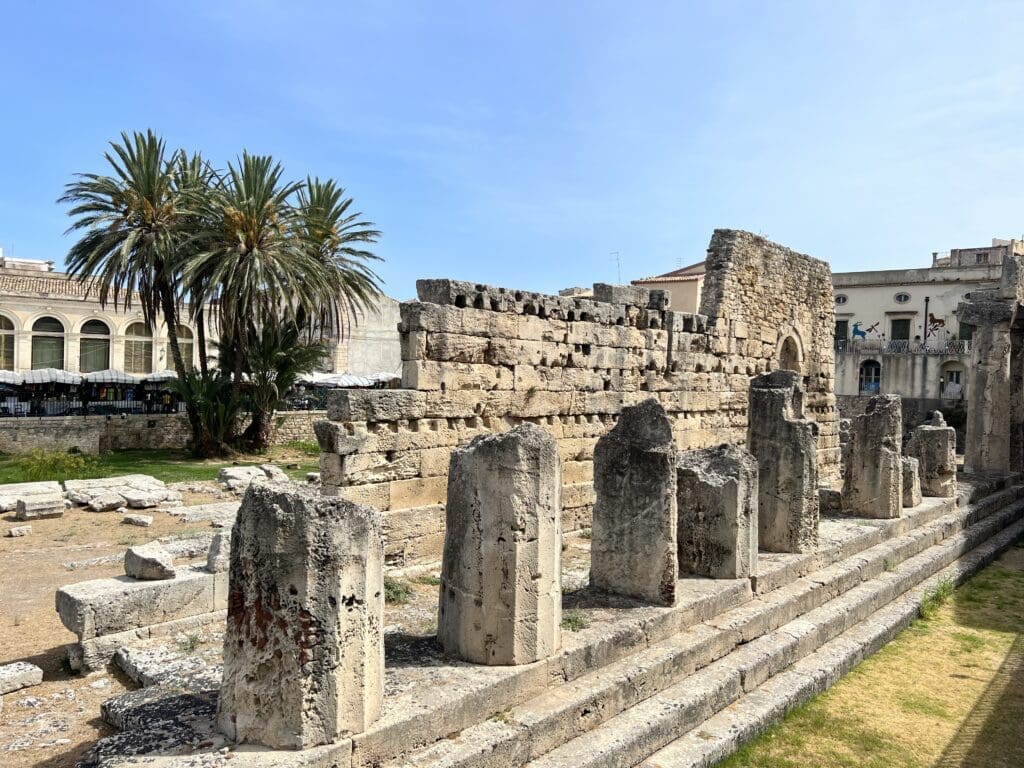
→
(835, 339, 972, 355)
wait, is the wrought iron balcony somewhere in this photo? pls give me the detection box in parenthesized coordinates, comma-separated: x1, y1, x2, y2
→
(835, 338, 971, 355)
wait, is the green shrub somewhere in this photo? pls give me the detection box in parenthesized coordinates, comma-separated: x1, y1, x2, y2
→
(919, 576, 954, 619)
(21, 449, 97, 481)
(413, 574, 441, 586)
(384, 576, 413, 605)
(561, 609, 591, 632)
(283, 440, 320, 456)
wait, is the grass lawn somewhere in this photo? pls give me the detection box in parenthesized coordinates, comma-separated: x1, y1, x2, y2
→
(718, 542, 1024, 768)
(0, 444, 321, 485)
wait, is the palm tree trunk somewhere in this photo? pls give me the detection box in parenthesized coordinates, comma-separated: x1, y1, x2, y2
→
(159, 285, 208, 455)
(196, 309, 209, 376)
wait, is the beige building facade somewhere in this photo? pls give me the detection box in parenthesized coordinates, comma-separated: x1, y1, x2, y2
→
(0, 249, 401, 376)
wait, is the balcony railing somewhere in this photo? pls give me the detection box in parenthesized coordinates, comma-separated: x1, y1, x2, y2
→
(835, 339, 972, 355)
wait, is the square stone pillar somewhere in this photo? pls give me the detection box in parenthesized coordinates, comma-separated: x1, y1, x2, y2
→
(217, 483, 384, 749)
(676, 444, 758, 579)
(590, 398, 678, 605)
(438, 423, 561, 665)
(907, 411, 957, 497)
(842, 394, 903, 518)
(747, 371, 819, 553)
(902, 457, 922, 508)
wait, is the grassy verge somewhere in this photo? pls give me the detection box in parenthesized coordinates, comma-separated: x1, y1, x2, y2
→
(718, 543, 1024, 767)
(0, 446, 320, 484)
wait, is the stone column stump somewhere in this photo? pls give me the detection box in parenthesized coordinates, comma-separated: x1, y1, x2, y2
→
(907, 411, 957, 497)
(902, 457, 922, 508)
(438, 423, 562, 665)
(842, 394, 903, 518)
(217, 483, 384, 749)
(676, 444, 758, 579)
(747, 371, 820, 553)
(590, 398, 678, 605)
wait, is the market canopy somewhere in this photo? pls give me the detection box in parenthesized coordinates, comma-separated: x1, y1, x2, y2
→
(0, 371, 22, 386)
(143, 370, 178, 382)
(296, 371, 400, 388)
(82, 369, 141, 384)
(21, 368, 82, 385)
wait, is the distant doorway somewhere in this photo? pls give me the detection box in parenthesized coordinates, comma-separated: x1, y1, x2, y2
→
(779, 337, 801, 372)
(859, 359, 881, 394)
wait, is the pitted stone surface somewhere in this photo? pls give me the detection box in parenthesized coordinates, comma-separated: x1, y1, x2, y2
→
(438, 423, 562, 665)
(907, 411, 957, 498)
(0, 661, 43, 694)
(842, 394, 902, 518)
(15, 491, 64, 520)
(124, 542, 176, 580)
(205, 532, 231, 573)
(591, 399, 678, 605)
(902, 457, 922, 508)
(217, 482, 384, 749)
(676, 443, 758, 579)
(748, 371, 819, 553)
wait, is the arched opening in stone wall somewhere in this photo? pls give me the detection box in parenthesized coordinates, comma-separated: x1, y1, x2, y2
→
(779, 336, 801, 372)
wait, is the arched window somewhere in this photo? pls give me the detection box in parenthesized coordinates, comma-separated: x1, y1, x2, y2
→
(124, 323, 153, 374)
(779, 337, 800, 372)
(31, 316, 65, 369)
(941, 362, 966, 400)
(859, 359, 881, 395)
(176, 325, 194, 372)
(0, 316, 13, 371)
(79, 319, 111, 373)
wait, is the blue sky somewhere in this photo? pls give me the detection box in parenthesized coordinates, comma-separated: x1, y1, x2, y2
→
(2, 1, 1023, 300)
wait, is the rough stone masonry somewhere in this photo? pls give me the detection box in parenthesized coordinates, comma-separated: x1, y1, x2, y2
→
(676, 443, 758, 579)
(842, 394, 903, 518)
(316, 230, 839, 569)
(590, 398, 678, 605)
(217, 483, 384, 749)
(747, 370, 820, 553)
(907, 411, 958, 498)
(438, 423, 562, 665)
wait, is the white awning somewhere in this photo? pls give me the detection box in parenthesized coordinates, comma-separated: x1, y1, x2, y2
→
(82, 369, 141, 384)
(0, 371, 22, 385)
(143, 369, 179, 382)
(21, 368, 83, 385)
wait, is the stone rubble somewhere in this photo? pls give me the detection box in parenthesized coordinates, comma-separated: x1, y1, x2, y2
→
(124, 542, 176, 580)
(0, 662, 43, 695)
(902, 457, 922, 508)
(0, 480, 62, 513)
(122, 513, 154, 527)
(216, 465, 289, 494)
(15, 491, 65, 520)
(907, 411, 958, 498)
(65, 475, 182, 512)
(6, 524, 31, 537)
(438, 423, 562, 665)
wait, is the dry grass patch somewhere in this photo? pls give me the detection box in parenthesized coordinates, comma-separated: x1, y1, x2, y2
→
(719, 544, 1024, 768)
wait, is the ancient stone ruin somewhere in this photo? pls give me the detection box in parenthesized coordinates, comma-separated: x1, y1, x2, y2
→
(907, 411, 958, 498)
(45, 229, 1024, 768)
(842, 394, 903, 518)
(438, 423, 562, 665)
(217, 483, 384, 748)
(590, 398, 678, 605)
(747, 370, 820, 553)
(676, 443, 758, 579)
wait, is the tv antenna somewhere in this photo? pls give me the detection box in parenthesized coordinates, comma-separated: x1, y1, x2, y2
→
(611, 251, 621, 283)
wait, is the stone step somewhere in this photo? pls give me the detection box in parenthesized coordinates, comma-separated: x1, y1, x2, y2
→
(641, 514, 1024, 768)
(520, 501, 1024, 768)
(374, 484, 1024, 768)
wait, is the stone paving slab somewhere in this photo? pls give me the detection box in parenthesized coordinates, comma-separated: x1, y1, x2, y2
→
(0, 662, 43, 695)
(0, 480, 62, 512)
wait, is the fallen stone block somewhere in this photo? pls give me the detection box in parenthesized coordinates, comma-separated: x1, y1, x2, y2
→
(206, 531, 230, 573)
(218, 482, 384, 748)
(0, 481, 62, 513)
(439, 423, 562, 665)
(0, 662, 43, 695)
(15, 493, 65, 520)
(677, 443, 758, 579)
(260, 463, 290, 482)
(6, 525, 31, 537)
(87, 491, 126, 512)
(902, 457, 922, 508)
(122, 514, 153, 527)
(124, 542, 176, 580)
(591, 398, 678, 605)
(121, 490, 164, 509)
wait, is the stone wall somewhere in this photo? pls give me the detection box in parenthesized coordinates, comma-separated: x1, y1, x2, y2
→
(0, 410, 325, 455)
(317, 230, 839, 569)
(837, 395, 967, 450)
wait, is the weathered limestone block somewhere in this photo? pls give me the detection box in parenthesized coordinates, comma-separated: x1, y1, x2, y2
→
(15, 492, 64, 520)
(0, 481, 62, 513)
(676, 443, 758, 579)
(206, 531, 231, 573)
(907, 411, 957, 498)
(842, 394, 903, 518)
(747, 371, 819, 553)
(438, 423, 562, 665)
(6, 524, 31, 537)
(0, 662, 43, 694)
(122, 513, 153, 527)
(124, 542, 176, 580)
(590, 399, 678, 605)
(902, 457, 922, 508)
(218, 483, 384, 748)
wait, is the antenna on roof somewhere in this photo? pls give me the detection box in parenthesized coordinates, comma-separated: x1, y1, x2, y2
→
(611, 251, 621, 283)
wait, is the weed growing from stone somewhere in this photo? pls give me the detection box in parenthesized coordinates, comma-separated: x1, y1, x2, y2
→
(561, 609, 590, 632)
(384, 576, 413, 604)
(919, 576, 954, 620)
(883, 558, 896, 572)
(177, 633, 203, 654)
(413, 574, 441, 586)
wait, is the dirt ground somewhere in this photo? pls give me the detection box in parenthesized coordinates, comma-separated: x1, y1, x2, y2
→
(0, 499, 218, 768)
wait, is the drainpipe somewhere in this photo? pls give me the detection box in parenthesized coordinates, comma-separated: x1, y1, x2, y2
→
(924, 296, 930, 343)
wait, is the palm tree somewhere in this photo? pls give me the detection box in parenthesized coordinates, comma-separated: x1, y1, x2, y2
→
(295, 177, 383, 341)
(60, 131, 207, 447)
